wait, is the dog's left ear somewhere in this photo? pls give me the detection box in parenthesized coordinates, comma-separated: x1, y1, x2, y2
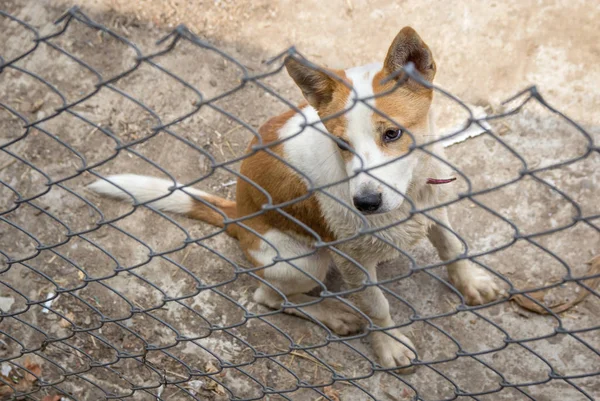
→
(384, 27, 436, 84)
(284, 56, 339, 110)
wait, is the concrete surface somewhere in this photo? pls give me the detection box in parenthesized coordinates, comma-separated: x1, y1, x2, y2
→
(0, 0, 598, 400)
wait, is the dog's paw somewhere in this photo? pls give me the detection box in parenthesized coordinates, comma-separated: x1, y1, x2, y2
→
(319, 299, 364, 335)
(450, 264, 502, 306)
(372, 329, 417, 374)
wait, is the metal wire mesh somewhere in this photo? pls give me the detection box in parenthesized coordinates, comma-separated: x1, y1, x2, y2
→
(0, 5, 599, 401)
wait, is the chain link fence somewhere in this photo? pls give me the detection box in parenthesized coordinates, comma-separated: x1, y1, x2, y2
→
(1, 5, 599, 401)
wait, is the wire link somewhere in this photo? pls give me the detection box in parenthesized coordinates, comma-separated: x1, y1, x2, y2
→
(0, 6, 598, 401)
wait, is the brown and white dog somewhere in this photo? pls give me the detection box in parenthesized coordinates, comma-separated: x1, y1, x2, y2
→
(89, 27, 501, 372)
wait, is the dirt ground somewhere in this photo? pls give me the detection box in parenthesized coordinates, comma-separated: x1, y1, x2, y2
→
(0, 0, 599, 400)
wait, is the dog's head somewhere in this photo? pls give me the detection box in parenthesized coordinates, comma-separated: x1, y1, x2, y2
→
(285, 27, 436, 215)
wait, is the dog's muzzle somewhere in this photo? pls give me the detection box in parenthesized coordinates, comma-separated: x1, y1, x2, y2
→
(353, 192, 382, 214)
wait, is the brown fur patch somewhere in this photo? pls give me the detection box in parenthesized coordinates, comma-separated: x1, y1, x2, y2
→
(368, 27, 437, 157)
(234, 105, 337, 274)
(188, 194, 237, 232)
(310, 70, 355, 163)
(316, 69, 352, 139)
(371, 69, 433, 156)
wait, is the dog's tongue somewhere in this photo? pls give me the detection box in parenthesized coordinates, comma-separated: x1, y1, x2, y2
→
(426, 177, 457, 185)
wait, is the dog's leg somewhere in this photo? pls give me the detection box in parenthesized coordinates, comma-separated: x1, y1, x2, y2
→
(249, 230, 363, 335)
(331, 252, 416, 373)
(254, 286, 364, 335)
(428, 211, 501, 305)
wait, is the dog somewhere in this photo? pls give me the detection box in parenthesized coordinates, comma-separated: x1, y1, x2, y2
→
(89, 27, 502, 372)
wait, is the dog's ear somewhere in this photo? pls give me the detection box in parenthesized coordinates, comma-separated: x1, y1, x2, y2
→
(384, 27, 436, 84)
(285, 57, 337, 109)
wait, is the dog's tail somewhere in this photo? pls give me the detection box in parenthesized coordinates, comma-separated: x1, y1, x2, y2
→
(88, 174, 238, 238)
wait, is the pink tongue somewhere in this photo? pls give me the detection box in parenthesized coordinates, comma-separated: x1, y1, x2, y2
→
(426, 177, 457, 185)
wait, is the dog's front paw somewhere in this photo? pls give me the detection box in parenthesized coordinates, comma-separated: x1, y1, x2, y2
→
(450, 264, 502, 305)
(372, 329, 417, 374)
(315, 298, 364, 336)
(323, 303, 364, 336)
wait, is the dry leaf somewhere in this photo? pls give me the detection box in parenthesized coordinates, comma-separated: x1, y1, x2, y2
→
(23, 358, 42, 383)
(0, 359, 42, 396)
(213, 383, 226, 396)
(30, 99, 45, 113)
(324, 386, 341, 401)
(204, 361, 219, 374)
(203, 361, 225, 395)
(512, 255, 600, 314)
(59, 312, 75, 328)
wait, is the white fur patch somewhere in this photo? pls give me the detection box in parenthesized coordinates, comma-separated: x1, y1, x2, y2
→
(344, 63, 418, 213)
(249, 229, 330, 294)
(88, 174, 208, 214)
(278, 107, 347, 189)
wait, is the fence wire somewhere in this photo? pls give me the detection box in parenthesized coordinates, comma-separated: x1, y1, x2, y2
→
(0, 5, 599, 401)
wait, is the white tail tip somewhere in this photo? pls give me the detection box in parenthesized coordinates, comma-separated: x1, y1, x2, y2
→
(88, 174, 208, 214)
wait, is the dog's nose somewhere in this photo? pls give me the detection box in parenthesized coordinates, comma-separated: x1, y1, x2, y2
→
(353, 192, 382, 213)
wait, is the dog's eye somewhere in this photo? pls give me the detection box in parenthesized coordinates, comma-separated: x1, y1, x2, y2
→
(383, 128, 403, 143)
(335, 138, 351, 151)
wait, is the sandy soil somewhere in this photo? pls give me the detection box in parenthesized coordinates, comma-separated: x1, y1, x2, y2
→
(0, 0, 598, 400)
